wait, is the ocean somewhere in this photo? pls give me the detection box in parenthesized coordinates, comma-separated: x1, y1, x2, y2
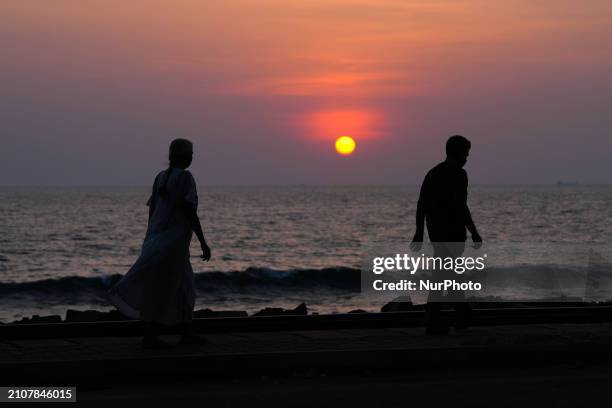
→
(1, 185, 611, 323)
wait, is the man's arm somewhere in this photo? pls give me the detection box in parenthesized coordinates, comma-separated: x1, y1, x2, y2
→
(462, 171, 482, 246)
(414, 192, 426, 241)
(411, 174, 429, 250)
(465, 205, 482, 249)
(465, 206, 480, 239)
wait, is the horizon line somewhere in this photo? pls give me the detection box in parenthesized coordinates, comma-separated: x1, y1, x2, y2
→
(1, 183, 611, 188)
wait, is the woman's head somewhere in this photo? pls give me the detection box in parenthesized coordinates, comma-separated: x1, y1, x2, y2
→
(169, 138, 193, 169)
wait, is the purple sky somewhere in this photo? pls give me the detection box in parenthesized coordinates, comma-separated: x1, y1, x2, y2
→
(1, 1, 612, 185)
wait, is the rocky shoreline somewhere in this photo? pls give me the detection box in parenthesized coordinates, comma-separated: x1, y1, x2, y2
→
(4, 297, 608, 325)
(6, 303, 309, 325)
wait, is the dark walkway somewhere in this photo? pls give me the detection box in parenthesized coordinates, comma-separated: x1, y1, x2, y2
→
(2, 322, 612, 386)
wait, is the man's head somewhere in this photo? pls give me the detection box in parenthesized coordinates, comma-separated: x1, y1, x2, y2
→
(445, 135, 471, 168)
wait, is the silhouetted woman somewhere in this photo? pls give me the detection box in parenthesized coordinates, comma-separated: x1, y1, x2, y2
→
(109, 138, 211, 348)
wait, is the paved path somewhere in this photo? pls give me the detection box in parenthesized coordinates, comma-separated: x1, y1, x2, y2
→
(2, 322, 612, 386)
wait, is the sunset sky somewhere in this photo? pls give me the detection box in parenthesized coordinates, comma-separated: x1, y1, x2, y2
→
(2, 0, 611, 185)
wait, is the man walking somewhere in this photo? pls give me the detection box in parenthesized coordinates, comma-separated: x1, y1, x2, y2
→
(411, 135, 482, 334)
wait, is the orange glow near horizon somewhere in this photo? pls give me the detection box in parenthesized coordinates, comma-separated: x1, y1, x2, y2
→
(303, 109, 385, 142)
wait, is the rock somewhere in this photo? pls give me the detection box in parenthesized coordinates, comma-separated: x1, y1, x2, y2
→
(64, 309, 130, 322)
(30, 314, 62, 324)
(253, 303, 308, 317)
(65, 309, 105, 322)
(293, 302, 308, 315)
(381, 296, 414, 312)
(193, 309, 248, 318)
(253, 308, 286, 317)
(348, 309, 368, 314)
(102, 310, 131, 321)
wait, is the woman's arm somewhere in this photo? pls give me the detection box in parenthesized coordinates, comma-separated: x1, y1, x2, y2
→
(189, 207, 211, 261)
(186, 206, 206, 243)
(147, 175, 159, 224)
(180, 171, 210, 260)
(183, 204, 210, 261)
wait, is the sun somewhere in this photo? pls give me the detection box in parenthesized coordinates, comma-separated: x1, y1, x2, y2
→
(335, 136, 356, 156)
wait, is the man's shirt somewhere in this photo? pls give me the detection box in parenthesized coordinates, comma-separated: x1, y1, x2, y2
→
(417, 160, 469, 242)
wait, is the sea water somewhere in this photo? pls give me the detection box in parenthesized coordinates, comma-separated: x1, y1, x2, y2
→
(1, 185, 611, 322)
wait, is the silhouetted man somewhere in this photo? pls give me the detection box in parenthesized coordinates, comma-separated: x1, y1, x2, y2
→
(411, 135, 482, 334)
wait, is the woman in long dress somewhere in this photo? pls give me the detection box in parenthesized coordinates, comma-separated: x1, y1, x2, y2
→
(109, 138, 211, 348)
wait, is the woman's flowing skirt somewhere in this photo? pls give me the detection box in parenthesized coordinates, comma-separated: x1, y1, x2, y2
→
(109, 226, 195, 325)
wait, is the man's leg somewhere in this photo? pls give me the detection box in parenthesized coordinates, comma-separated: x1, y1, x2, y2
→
(446, 242, 471, 329)
(426, 244, 450, 334)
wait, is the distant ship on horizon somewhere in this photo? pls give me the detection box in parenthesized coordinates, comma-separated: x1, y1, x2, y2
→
(556, 181, 580, 186)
